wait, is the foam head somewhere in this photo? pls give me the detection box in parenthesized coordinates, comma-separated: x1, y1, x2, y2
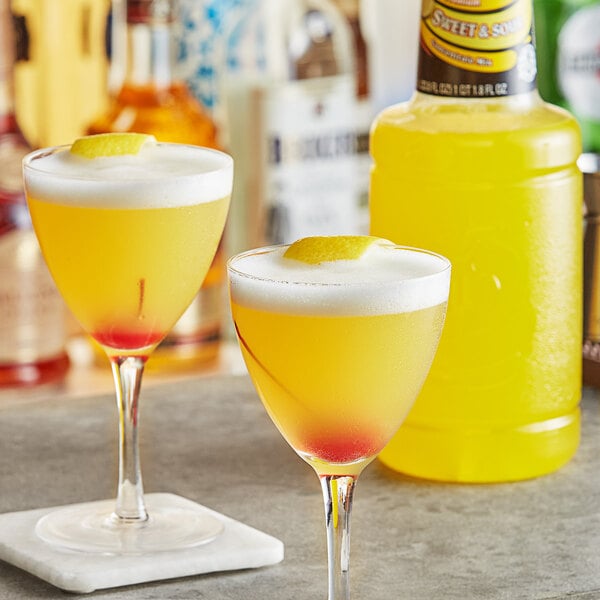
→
(23, 142, 233, 208)
(228, 239, 451, 315)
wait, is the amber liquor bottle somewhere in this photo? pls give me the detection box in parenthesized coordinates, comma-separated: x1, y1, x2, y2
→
(88, 0, 224, 371)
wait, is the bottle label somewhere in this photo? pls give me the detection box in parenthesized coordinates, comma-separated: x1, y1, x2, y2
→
(250, 74, 361, 245)
(0, 227, 66, 363)
(417, 0, 537, 98)
(177, 0, 260, 113)
(558, 4, 600, 121)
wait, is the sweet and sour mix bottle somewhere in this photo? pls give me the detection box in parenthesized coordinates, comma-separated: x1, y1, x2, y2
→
(370, 0, 583, 482)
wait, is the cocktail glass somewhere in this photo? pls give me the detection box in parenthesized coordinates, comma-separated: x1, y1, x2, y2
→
(22, 141, 232, 553)
(228, 240, 450, 599)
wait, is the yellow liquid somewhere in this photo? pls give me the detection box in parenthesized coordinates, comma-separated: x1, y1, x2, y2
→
(27, 195, 229, 355)
(232, 300, 447, 476)
(370, 94, 582, 482)
(87, 81, 224, 371)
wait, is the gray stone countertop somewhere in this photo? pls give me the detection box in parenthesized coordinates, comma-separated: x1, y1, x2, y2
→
(0, 374, 599, 600)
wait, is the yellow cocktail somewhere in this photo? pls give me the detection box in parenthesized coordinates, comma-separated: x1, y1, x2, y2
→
(25, 142, 230, 355)
(232, 301, 446, 475)
(27, 197, 228, 354)
(228, 236, 450, 596)
(23, 136, 232, 553)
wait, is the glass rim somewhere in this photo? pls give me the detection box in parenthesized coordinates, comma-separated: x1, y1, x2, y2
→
(22, 142, 233, 183)
(227, 242, 452, 288)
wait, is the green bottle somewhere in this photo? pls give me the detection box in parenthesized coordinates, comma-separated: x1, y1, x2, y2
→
(534, 0, 600, 152)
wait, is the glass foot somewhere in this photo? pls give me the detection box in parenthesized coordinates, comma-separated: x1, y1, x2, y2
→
(35, 495, 224, 554)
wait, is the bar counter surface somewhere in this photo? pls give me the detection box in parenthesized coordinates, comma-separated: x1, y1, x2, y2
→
(0, 371, 599, 599)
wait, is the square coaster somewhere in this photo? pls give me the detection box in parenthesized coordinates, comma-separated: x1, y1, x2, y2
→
(0, 493, 284, 593)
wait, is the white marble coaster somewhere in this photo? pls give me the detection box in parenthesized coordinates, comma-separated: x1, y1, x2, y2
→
(0, 493, 284, 593)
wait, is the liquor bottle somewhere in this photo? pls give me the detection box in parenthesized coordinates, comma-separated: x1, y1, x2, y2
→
(176, 0, 259, 131)
(0, 0, 69, 386)
(11, 0, 110, 147)
(534, 0, 600, 153)
(370, 0, 582, 482)
(87, 0, 224, 371)
(225, 0, 361, 255)
(580, 152, 600, 387)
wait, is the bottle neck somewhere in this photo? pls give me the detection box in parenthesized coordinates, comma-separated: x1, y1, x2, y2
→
(416, 0, 538, 100)
(123, 0, 178, 89)
(264, 0, 354, 81)
(331, 0, 368, 97)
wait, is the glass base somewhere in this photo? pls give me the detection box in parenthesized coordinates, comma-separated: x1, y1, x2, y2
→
(35, 496, 224, 554)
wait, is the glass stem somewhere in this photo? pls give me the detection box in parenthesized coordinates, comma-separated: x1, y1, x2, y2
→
(110, 355, 148, 523)
(320, 474, 357, 600)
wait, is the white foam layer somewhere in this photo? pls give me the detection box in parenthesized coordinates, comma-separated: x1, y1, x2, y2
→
(228, 240, 451, 315)
(23, 143, 233, 208)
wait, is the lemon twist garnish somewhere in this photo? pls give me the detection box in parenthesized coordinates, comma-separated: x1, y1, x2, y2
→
(70, 133, 157, 159)
(283, 235, 386, 265)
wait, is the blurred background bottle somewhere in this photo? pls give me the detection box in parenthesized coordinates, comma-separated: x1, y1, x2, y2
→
(370, 0, 582, 482)
(87, 0, 224, 371)
(11, 0, 110, 147)
(223, 0, 363, 256)
(176, 0, 259, 141)
(0, 0, 69, 386)
(534, 0, 600, 153)
(580, 153, 600, 387)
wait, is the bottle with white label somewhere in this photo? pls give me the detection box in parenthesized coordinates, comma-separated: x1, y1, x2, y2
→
(0, 0, 69, 386)
(224, 0, 360, 255)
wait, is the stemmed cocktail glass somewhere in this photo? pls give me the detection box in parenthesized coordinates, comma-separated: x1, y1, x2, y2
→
(227, 237, 450, 599)
(22, 136, 232, 553)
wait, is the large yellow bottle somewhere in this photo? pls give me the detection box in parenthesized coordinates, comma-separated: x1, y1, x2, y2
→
(370, 0, 583, 482)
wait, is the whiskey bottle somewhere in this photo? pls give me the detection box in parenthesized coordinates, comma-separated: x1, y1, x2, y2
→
(88, 0, 225, 371)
